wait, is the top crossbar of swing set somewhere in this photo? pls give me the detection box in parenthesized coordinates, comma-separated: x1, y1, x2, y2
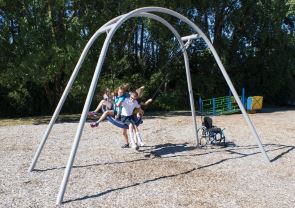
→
(181, 34, 199, 41)
(100, 22, 200, 42)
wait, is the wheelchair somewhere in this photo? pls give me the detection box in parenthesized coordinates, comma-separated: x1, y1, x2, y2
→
(197, 116, 226, 147)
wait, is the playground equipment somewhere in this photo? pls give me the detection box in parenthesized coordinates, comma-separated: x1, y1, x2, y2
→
(247, 96, 263, 112)
(27, 7, 270, 205)
(199, 88, 263, 115)
(199, 88, 246, 115)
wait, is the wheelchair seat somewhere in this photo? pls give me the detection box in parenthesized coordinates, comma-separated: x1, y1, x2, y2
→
(198, 116, 226, 147)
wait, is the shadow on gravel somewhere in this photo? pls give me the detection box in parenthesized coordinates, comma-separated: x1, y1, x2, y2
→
(34, 143, 200, 172)
(64, 168, 198, 204)
(34, 143, 294, 173)
(60, 143, 295, 204)
(140, 142, 196, 158)
(223, 143, 295, 162)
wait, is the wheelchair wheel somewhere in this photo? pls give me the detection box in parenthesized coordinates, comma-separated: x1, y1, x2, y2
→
(214, 132, 226, 146)
(215, 132, 222, 142)
(197, 127, 209, 146)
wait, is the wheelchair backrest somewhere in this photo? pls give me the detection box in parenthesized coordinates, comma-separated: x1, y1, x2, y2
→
(203, 116, 213, 129)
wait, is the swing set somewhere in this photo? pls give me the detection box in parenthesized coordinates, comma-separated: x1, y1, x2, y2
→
(28, 7, 270, 205)
(98, 32, 193, 129)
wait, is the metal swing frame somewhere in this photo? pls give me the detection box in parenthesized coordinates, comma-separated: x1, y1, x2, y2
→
(28, 7, 270, 205)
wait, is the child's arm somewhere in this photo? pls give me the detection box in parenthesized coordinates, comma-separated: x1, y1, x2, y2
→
(115, 108, 121, 119)
(116, 96, 125, 107)
(115, 97, 125, 119)
(141, 98, 153, 107)
(136, 108, 144, 118)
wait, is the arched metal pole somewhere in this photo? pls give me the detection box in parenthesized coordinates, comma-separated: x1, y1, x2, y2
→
(28, 15, 124, 172)
(56, 11, 200, 205)
(148, 7, 270, 162)
(56, 31, 115, 204)
(56, 12, 147, 204)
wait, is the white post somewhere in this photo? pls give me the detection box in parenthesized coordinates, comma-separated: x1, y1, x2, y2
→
(182, 46, 200, 147)
(28, 17, 122, 172)
(56, 11, 141, 204)
(56, 30, 115, 204)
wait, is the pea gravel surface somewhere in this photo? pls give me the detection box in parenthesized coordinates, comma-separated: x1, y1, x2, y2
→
(0, 109, 294, 208)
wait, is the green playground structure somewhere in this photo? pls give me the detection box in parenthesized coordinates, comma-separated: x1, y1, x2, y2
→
(199, 88, 246, 115)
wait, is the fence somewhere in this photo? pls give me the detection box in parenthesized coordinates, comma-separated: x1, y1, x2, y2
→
(199, 88, 245, 116)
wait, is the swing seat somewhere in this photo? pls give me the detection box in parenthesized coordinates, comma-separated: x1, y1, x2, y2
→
(197, 116, 226, 146)
(101, 106, 143, 129)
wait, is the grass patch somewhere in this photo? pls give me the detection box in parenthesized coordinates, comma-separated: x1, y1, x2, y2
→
(0, 114, 81, 126)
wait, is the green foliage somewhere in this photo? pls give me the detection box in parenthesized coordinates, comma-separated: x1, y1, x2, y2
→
(0, 0, 294, 117)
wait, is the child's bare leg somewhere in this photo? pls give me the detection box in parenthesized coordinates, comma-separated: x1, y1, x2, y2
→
(97, 110, 114, 123)
(134, 125, 144, 146)
(90, 110, 114, 128)
(94, 100, 112, 112)
(128, 123, 136, 148)
(122, 129, 129, 146)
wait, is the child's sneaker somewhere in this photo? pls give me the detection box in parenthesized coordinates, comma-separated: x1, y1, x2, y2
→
(130, 143, 138, 149)
(88, 111, 98, 117)
(138, 142, 145, 147)
(121, 143, 129, 148)
(90, 121, 99, 128)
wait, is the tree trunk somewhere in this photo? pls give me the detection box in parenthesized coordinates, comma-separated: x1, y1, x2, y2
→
(140, 19, 144, 58)
(134, 25, 138, 58)
(47, 2, 57, 46)
(9, 19, 15, 44)
(213, 3, 226, 53)
(228, 4, 250, 66)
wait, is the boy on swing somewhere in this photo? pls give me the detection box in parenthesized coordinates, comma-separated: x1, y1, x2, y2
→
(120, 91, 144, 149)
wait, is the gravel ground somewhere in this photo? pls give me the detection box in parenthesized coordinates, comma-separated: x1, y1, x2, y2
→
(0, 109, 294, 208)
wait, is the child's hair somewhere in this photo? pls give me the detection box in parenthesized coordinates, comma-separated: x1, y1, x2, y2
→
(113, 86, 125, 96)
(130, 91, 138, 98)
(113, 88, 118, 96)
(122, 83, 130, 92)
(118, 86, 125, 92)
(104, 88, 111, 96)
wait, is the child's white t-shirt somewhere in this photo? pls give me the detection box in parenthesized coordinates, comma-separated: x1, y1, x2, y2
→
(121, 97, 140, 116)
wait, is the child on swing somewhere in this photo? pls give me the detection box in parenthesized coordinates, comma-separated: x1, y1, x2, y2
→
(120, 91, 144, 149)
(88, 88, 113, 117)
(121, 83, 153, 109)
(90, 86, 125, 127)
(120, 83, 152, 148)
(89, 83, 151, 148)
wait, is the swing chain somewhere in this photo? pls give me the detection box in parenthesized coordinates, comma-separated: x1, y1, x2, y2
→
(150, 38, 194, 100)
